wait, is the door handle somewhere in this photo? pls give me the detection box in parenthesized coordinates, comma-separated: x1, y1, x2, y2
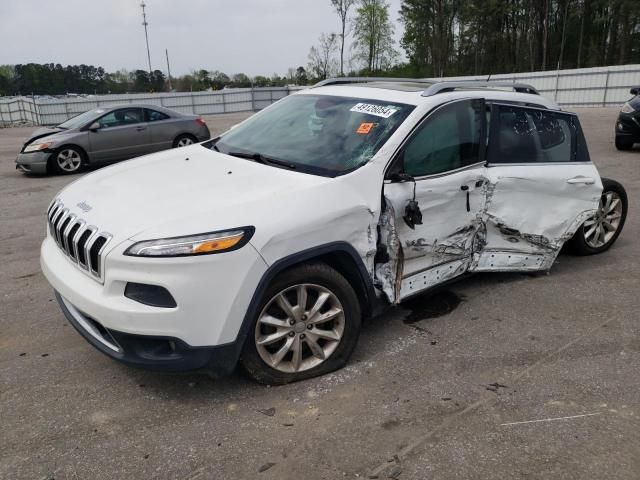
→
(567, 176, 595, 185)
(135, 126, 147, 131)
(460, 185, 470, 212)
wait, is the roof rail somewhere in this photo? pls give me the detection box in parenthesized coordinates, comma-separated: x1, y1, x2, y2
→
(313, 77, 432, 88)
(422, 81, 539, 96)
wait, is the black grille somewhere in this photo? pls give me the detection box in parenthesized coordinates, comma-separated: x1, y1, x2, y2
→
(76, 229, 93, 266)
(47, 199, 112, 281)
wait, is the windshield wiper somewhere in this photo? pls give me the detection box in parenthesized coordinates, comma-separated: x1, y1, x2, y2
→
(226, 151, 296, 170)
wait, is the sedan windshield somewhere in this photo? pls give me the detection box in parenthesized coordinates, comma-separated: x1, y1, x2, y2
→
(57, 109, 105, 130)
(212, 94, 414, 176)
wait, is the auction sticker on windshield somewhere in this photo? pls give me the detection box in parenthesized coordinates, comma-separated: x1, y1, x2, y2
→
(350, 103, 399, 118)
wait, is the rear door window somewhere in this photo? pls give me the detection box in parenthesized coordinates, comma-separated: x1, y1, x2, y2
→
(488, 105, 589, 163)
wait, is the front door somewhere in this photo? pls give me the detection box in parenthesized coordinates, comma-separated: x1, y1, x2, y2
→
(88, 107, 150, 163)
(471, 103, 602, 272)
(380, 98, 487, 302)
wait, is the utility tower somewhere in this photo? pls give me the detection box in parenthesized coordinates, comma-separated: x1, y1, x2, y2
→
(140, 1, 152, 74)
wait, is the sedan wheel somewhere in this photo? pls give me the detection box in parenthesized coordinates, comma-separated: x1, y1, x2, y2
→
(583, 191, 623, 248)
(255, 284, 345, 373)
(174, 135, 195, 148)
(54, 147, 83, 174)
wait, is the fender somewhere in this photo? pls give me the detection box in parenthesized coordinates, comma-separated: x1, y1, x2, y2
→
(211, 241, 382, 376)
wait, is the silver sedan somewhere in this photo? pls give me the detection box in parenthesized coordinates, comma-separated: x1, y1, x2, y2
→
(15, 104, 211, 175)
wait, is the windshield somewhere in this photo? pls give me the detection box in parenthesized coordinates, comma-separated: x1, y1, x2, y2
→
(57, 108, 105, 129)
(212, 94, 414, 176)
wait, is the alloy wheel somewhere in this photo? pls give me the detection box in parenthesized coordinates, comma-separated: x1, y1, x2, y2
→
(583, 191, 623, 248)
(176, 137, 194, 147)
(56, 149, 82, 172)
(254, 283, 345, 373)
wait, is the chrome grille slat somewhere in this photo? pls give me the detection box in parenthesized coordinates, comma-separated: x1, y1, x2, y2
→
(54, 209, 70, 246)
(84, 230, 100, 271)
(46, 199, 110, 282)
(68, 220, 86, 260)
(50, 206, 64, 237)
(89, 234, 112, 276)
(78, 227, 98, 270)
(47, 202, 62, 236)
(62, 215, 78, 255)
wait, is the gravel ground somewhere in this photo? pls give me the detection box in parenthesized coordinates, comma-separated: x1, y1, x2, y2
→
(1, 108, 639, 480)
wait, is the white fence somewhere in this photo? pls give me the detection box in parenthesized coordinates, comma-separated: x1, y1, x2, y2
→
(1, 64, 639, 127)
(0, 87, 304, 127)
(437, 64, 640, 107)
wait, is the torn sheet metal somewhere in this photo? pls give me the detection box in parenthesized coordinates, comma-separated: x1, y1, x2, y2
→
(471, 165, 602, 271)
(377, 166, 487, 302)
(374, 199, 402, 303)
(376, 163, 602, 301)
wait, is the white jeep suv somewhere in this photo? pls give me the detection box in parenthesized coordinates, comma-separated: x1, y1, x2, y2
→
(41, 79, 628, 384)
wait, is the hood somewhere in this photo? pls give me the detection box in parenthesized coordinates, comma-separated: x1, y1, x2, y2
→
(24, 126, 65, 146)
(55, 145, 329, 245)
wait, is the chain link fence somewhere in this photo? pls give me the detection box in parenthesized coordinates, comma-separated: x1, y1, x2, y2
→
(1, 64, 638, 127)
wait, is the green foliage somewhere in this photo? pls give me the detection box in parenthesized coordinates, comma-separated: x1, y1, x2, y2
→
(0, 63, 296, 96)
(353, 0, 397, 73)
(399, 0, 640, 77)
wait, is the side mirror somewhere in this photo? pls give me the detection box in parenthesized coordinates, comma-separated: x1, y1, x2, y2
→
(88, 121, 100, 131)
(630, 87, 639, 96)
(388, 172, 415, 183)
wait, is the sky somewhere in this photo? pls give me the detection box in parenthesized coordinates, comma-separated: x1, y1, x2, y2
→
(0, 0, 405, 77)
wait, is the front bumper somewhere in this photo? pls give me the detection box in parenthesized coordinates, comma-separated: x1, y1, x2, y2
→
(616, 113, 640, 143)
(15, 151, 50, 174)
(41, 233, 268, 371)
(56, 291, 238, 374)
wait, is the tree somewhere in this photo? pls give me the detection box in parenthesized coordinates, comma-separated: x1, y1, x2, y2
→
(398, 0, 640, 77)
(210, 70, 230, 90)
(253, 75, 270, 87)
(330, 0, 357, 76)
(0, 65, 15, 95)
(307, 33, 339, 80)
(231, 73, 251, 88)
(353, 0, 397, 73)
(295, 66, 308, 85)
(149, 70, 166, 92)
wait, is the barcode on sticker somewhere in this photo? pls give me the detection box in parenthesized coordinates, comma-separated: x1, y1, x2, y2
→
(350, 103, 399, 118)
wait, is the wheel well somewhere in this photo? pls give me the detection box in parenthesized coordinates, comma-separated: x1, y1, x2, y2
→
(175, 132, 197, 141)
(46, 144, 88, 173)
(279, 250, 375, 320)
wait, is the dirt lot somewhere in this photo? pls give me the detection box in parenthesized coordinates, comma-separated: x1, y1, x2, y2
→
(1, 108, 639, 480)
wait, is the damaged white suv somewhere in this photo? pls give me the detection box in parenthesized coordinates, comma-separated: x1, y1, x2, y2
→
(41, 79, 628, 384)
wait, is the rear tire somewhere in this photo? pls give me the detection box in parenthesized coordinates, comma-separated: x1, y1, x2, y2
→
(566, 178, 627, 255)
(615, 137, 633, 151)
(240, 263, 361, 385)
(173, 134, 197, 148)
(51, 146, 84, 175)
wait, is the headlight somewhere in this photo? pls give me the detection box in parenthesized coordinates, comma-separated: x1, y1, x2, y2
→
(124, 227, 254, 257)
(23, 142, 53, 153)
(621, 102, 635, 114)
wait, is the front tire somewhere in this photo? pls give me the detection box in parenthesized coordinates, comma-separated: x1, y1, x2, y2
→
(173, 134, 197, 148)
(51, 146, 84, 175)
(240, 263, 361, 385)
(567, 178, 628, 255)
